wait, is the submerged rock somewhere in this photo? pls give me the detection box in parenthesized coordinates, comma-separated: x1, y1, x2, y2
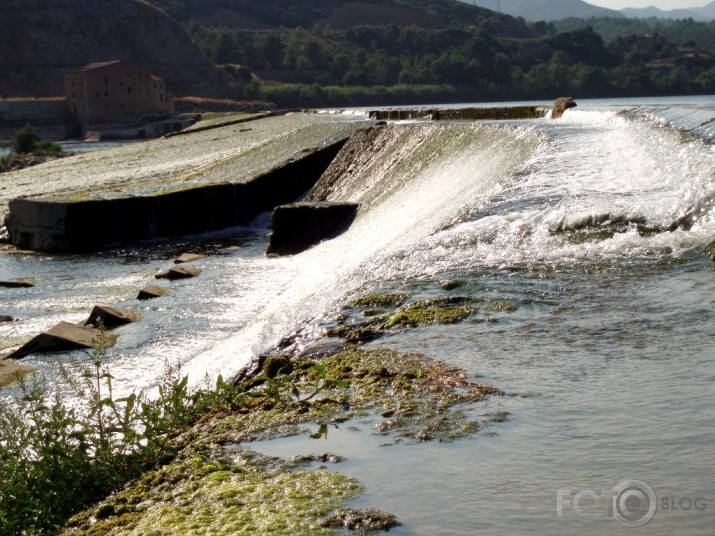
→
(174, 253, 208, 264)
(84, 305, 139, 328)
(0, 279, 35, 288)
(0, 315, 14, 323)
(7, 322, 117, 360)
(380, 300, 475, 329)
(320, 508, 401, 532)
(0, 359, 34, 387)
(347, 293, 408, 308)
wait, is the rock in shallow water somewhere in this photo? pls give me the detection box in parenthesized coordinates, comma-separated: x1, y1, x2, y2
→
(319, 508, 401, 531)
(155, 266, 202, 280)
(84, 305, 139, 328)
(137, 285, 167, 300)
(0, 279, 35, 288)
(7, 321, 117, 360)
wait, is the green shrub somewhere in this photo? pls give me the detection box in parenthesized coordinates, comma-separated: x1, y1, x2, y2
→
(33, 140, 63, 157)
(9, 123, 63, 157)
(11, 123, 39, 154)
(0, 154, 11, 172)
(0, 336, 250, 535)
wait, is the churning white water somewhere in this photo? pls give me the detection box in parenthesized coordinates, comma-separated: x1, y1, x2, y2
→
(1, 97, 714, 534)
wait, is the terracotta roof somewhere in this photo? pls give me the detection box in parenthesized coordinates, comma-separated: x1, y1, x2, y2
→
(71, 60, 123, 72)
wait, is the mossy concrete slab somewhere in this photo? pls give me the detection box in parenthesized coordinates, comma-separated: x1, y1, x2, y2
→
(267, 201, 359, 256)
(2, 114, 366, 252)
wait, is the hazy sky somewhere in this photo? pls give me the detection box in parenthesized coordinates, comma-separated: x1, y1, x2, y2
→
(588, 0, 711, 9)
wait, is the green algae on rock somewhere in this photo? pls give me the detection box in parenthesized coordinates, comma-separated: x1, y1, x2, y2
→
(328, 296, 476, 343)
(64, 449, 360, 536)
(380, 302, 475, 329)
(346, 293, 409, 308)
(484, 300, 519, 313)
(320, 508, 401, 532)
(62, 348, 501, 535)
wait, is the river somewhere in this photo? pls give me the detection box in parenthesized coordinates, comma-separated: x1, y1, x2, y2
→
(1, 97, 714, 534)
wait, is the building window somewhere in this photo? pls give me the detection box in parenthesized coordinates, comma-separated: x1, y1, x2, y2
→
(105, 91, 109, 97)
(127, 86, 132, 93)
(96, 93, 100, 98)
(104, 75, 109, 85)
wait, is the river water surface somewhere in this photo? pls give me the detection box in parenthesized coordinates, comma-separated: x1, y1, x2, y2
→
(1, 97, 714, 534)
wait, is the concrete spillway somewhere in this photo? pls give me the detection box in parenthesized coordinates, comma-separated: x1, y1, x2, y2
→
(2, 113, 366, 252)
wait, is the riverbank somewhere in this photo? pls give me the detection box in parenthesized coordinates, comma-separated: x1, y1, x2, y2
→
(1, 98, 714, 534)
(0, 152, 71, 174)
(22, 335, 502, 534)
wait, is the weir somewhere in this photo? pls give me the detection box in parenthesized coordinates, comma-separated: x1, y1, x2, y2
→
(2, 113, 365, 252)
(368, 106, 548, 121)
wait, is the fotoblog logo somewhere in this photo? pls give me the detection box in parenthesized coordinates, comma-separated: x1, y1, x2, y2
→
(557, 479, 658, 528)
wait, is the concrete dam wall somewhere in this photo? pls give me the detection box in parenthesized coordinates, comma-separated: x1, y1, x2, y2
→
(2, 114, 365, 252)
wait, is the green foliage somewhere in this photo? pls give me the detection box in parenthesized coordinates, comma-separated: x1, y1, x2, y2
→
(0, 330, 354, 535)
(180, 14, 715, 107)
(11, 123, 39, 154)
(254, 362, 349, 407)
(33, 140, 63, 157)
(0, 336, 251, 535)
(9, 123, 63, 157)
(0, 154, 11, 172)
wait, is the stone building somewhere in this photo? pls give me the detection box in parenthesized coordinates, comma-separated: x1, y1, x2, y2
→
(64, 60, 174, 128)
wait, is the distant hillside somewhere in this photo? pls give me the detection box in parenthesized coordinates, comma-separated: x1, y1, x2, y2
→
(621, 7, 708, 21)
(150, 0, 536, 37)
(697, 1, 715, 18)
(457, 0, 623, 22)
(0, 0, 235, 98)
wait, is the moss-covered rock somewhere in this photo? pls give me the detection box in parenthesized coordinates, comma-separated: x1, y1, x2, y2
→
(484, 300, 519, 313)
(346, 293, 408, 308)
(381, 299, 475, 329)
(61, 348, 501, 535)
(319, 508, 401, 531)
(262, 355, 293, 378)
(65, 449, 360, 536)
(325, 324, 383, 343)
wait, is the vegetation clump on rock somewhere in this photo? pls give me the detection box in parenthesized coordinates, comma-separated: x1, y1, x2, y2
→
(327, 294, 478, 343)
(380, 298, 475, 329)
(1, 123, 66, 173)
(1, 334, 502, 536)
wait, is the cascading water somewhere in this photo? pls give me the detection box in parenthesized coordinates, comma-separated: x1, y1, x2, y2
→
(1, 98, 714, 534)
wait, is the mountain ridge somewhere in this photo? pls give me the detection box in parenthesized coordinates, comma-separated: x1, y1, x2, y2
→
(457, 0, 623, 21)
(0, 0, 236, 98)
